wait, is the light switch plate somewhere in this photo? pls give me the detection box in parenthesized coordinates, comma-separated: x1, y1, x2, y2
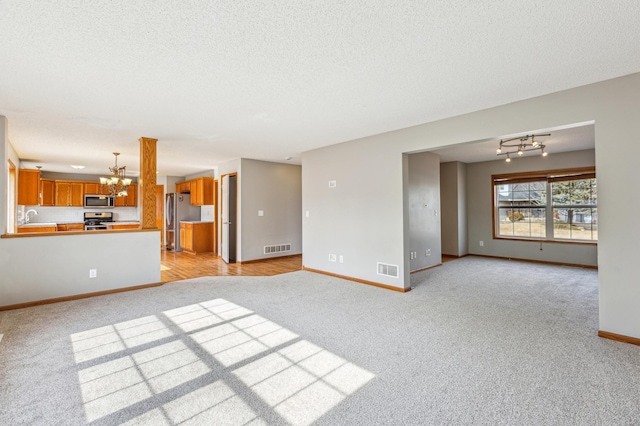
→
(258, 210, 264, 216)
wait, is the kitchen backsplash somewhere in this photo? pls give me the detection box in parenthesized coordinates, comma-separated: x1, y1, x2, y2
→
(19, 206, 138, 224)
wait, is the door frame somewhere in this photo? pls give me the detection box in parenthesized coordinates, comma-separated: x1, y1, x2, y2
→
(219, 172, 238, 263)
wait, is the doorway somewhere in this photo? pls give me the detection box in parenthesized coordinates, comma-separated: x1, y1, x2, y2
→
(221, 173, 237, 263)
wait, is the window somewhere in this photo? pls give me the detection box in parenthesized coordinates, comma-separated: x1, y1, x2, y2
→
(493, 167, 597, 243)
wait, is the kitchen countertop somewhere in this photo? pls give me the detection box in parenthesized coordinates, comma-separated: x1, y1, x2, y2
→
(18, 222, 57, 228)
(106, 221, 141, 225)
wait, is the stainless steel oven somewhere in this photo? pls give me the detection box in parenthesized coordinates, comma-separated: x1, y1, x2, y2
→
(84, 211, 114, 230)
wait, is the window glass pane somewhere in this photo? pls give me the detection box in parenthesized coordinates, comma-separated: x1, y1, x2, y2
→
(569, 179, 594, 205)
(552, 182, 571, 205)
(498, 208, 545, 238)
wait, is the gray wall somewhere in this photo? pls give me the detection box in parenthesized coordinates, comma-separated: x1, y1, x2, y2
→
(303, 141, 404, 288)
(185, 169, 216, 180)
(467, 149, 596, 266)
(0, 232, 161, 307)
(240, 159, 302, 261)
(302, 72, 640, 339)
(440, 161, 468, 257)
(407, 152, 441, 271)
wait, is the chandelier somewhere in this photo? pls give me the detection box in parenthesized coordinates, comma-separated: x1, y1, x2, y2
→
(496, 133, 550, 162)
(99, 152, 132, 197)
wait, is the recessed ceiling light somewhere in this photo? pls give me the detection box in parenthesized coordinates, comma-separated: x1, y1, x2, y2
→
(70, 165, 85, 169)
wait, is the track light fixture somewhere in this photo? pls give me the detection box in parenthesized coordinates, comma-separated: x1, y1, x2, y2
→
(497, 133, 550, 162)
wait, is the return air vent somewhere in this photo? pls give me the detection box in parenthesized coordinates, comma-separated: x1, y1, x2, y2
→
(377, 262, 399, 278)
(264, 244, 292, 254)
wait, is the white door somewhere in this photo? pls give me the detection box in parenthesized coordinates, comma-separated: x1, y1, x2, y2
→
(221, 175, 229, 263)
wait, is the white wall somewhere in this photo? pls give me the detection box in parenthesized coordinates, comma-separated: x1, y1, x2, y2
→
(240, 159, 302, 262)
(302, 72, 640, 339)
(466, 149, 597, 266)
(407, 152, 441, 271)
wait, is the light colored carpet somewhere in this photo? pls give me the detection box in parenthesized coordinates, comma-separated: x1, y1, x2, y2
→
(1, 256, 639, 425)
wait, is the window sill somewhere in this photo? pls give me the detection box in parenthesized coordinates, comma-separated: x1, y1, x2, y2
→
(493, 236, 597, 246)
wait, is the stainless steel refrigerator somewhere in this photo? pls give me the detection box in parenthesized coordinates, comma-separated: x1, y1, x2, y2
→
(165, 193, 201, 251)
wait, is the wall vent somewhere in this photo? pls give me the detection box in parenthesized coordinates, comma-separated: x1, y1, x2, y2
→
(264, 244, 292, 254)
(377, 262, 399, 278)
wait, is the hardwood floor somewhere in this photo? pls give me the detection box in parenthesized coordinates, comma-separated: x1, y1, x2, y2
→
(160, 250, 302, 282)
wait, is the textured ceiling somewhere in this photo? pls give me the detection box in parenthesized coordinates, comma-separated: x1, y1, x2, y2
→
(1, 1, 639, 176)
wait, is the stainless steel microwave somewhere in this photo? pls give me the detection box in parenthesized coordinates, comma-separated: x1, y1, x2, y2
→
(84, 194, 115, 208)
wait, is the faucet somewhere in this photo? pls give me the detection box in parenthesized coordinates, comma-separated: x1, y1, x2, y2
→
(25, 209, 38, 224)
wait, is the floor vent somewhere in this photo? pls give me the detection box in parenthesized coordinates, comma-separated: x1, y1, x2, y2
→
(264, 244, 292, 254)
(377, 262, 399, 278)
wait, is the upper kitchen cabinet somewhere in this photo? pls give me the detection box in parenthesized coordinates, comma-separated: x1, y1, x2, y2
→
(55, 181, 83, 206)
(18, 169, 40, 205)
(115, 183, 137, 207)
(84, 182, 100, 195)
(176, 177, 213, 206)
(40, 179, 55, 206)
(85, 181, 117, 196)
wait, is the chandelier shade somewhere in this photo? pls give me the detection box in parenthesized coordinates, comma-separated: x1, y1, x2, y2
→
(100, 152, 132, 197)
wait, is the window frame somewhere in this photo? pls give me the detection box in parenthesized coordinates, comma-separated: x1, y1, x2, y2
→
(492, 167, 597, 245)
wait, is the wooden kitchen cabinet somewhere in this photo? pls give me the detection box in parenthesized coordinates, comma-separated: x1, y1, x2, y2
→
(175, 177, 213, 206)
(40, 179, 56, 206)
(179, 221, 213, 254)
(55, 181, 83, 206)
(110, 223, 140, 230)
(57, 223, 84, 232)
(115, 183, 137, 207)
(84, 182, 100, 195)
(17, 226, 57, 233)
(18, 169, 41, 206)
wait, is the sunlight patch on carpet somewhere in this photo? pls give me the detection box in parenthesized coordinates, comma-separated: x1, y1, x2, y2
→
(70, 298, 374, 425)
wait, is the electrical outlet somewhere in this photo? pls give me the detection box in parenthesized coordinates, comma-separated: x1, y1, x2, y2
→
(329, 254, 337, 262)
(89, 269, 97, 278)
(328, 180, 337, 188)
(258, 210, 264, 216)
(479, 241, 484, 247)
(426, 249, 431, 256)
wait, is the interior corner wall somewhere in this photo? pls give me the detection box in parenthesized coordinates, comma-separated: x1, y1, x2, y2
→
(457, 162, 468, 256)
(239, 159, 302, 262)
(302, 72, 640, 339)
(440, 162, 460, 256)
(408, 152, 441, 271)
(466, 149, 596, 266)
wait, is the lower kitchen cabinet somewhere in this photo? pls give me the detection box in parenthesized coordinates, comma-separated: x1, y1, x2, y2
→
(57, 223, 84, 232)
(179, 222, 213, 254)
